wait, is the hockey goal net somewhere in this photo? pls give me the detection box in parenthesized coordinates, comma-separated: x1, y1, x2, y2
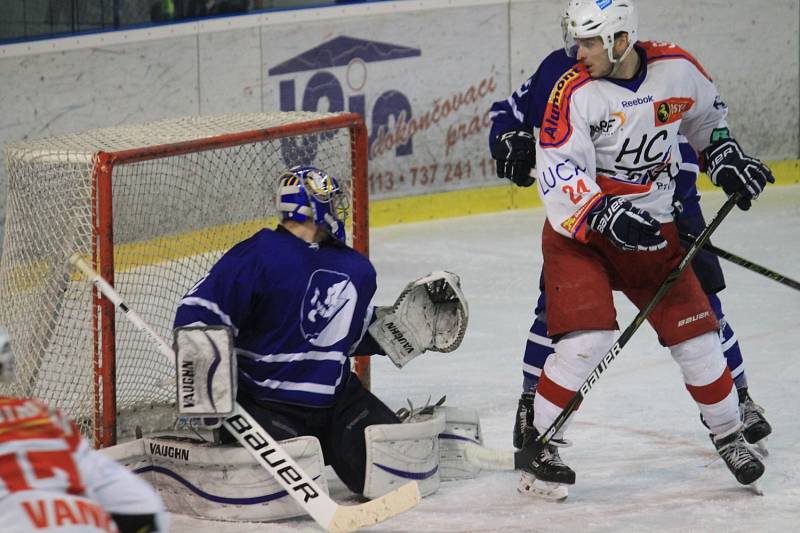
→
(0, 111, 369, 447)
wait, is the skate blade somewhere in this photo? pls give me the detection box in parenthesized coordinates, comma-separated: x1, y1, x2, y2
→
(747, 480, 764, 496)
(518, 472, 569, 501)
(751, 437, 769, 459)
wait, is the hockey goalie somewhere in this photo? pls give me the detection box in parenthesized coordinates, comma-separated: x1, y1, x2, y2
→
(105, 165, 484, 525)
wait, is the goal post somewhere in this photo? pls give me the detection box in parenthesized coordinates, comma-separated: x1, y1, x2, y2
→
(0, 111, 370, 447)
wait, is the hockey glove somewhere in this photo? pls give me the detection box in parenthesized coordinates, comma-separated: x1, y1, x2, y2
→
(369, 271, 468, 368)
(702, 138, 774, 211)
(587, 196, 667, 252)
(491, 130, 536, 187)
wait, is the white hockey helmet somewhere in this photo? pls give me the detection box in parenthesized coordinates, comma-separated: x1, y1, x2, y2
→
(0, 327, 14, 384)
(562, 0, 638, 64)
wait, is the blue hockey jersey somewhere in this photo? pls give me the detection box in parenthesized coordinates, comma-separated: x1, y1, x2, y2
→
(174, 226, 376, 408)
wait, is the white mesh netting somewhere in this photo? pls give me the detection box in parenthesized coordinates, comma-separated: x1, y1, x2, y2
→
(0, 111, 363, 444)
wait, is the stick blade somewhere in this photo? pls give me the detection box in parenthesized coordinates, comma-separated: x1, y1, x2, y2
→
(326, 481, 420, 533)
(463, 442, 515, 471)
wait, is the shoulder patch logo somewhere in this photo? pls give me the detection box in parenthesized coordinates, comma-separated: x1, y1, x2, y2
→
(541, 66, 592, 148)
(653, 97, 694, 125)
(301, 269, 358, 347)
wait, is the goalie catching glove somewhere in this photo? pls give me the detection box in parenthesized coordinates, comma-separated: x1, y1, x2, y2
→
(369, 271, 468, 368)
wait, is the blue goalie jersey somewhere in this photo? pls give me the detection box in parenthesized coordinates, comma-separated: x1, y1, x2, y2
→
(174, 227, 376, 408)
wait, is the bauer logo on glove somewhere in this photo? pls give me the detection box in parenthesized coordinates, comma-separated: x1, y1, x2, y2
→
(369, 271, 469, 368)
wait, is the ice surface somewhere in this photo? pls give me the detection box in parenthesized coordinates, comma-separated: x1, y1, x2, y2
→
(171, 186, 799, 532)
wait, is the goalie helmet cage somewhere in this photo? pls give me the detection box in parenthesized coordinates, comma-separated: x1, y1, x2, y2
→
(0, 111, 370, 447)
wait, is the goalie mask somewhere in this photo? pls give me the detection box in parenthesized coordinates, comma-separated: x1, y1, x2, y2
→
(277, 165, 348, 242)
(562, 0, 638, 64)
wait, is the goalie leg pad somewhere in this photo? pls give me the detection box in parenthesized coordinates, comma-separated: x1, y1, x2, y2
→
(101, 435, 327, 522)
(436, 406, 484, 481)
(363, 410, 446, 499)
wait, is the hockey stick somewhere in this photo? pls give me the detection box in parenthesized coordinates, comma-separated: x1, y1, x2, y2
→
(68, 253, 420, 533)
(466, 194, 741, 472)
(679, 232, 800, 291)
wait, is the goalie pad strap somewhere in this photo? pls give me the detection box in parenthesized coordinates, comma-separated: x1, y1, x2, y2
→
(436, 406, 483, 481)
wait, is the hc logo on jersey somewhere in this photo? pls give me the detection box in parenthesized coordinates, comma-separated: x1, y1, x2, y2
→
(301, 269, 358, 347)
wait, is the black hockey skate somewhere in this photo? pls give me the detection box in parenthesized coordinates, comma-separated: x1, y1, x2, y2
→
(512, 390, 536, 449)
(517, 426, 575, 500)
(712, 427, 765, 486)
(738, 388, 772, 446)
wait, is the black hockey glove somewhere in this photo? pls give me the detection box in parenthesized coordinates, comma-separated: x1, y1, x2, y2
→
(491, 130, 536, 187)
(702, 138, 774, 211)
(587, 196, 667, 252)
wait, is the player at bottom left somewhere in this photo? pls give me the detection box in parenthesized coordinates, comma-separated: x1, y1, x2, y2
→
(0, 327, 169, 533)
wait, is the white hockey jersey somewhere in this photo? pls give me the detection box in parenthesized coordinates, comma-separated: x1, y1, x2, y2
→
(0, 397, 167, 532)
(533, 41, 728, 241)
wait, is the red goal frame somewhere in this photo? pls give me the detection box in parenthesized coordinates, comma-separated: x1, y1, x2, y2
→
(90, 113, 369, 447)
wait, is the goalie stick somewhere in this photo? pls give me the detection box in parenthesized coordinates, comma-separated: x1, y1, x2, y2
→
(466, 194, 741, 473)
(68, 253, 420, 533)
(679, 232, 800, 291)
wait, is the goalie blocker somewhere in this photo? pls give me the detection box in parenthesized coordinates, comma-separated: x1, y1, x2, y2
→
(174, 325, 237, 428)
(369, 271, 469, 368)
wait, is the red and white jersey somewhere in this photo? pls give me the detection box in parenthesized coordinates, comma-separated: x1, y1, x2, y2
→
(0, 491, 118, 532)
(0, 397, 117, 531)
(0, 397, 166, 532)
(534, 41, 728, 240)
(0, 397, 87, 499)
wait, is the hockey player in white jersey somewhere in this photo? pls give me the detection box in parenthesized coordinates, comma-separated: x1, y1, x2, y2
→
(506, 143, 773, 457)
(488, 0, 773, 498)
(0, 328, 168, 533)
(174, 165, 469, 500)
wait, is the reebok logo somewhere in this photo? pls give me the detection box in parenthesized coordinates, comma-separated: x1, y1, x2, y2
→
(621, 95, 654, 108)
(677, 311, 711, 327)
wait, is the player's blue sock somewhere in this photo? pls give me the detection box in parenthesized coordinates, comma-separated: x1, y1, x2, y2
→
(707, 293, 748, 390)
(522, 314, 553, 393)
